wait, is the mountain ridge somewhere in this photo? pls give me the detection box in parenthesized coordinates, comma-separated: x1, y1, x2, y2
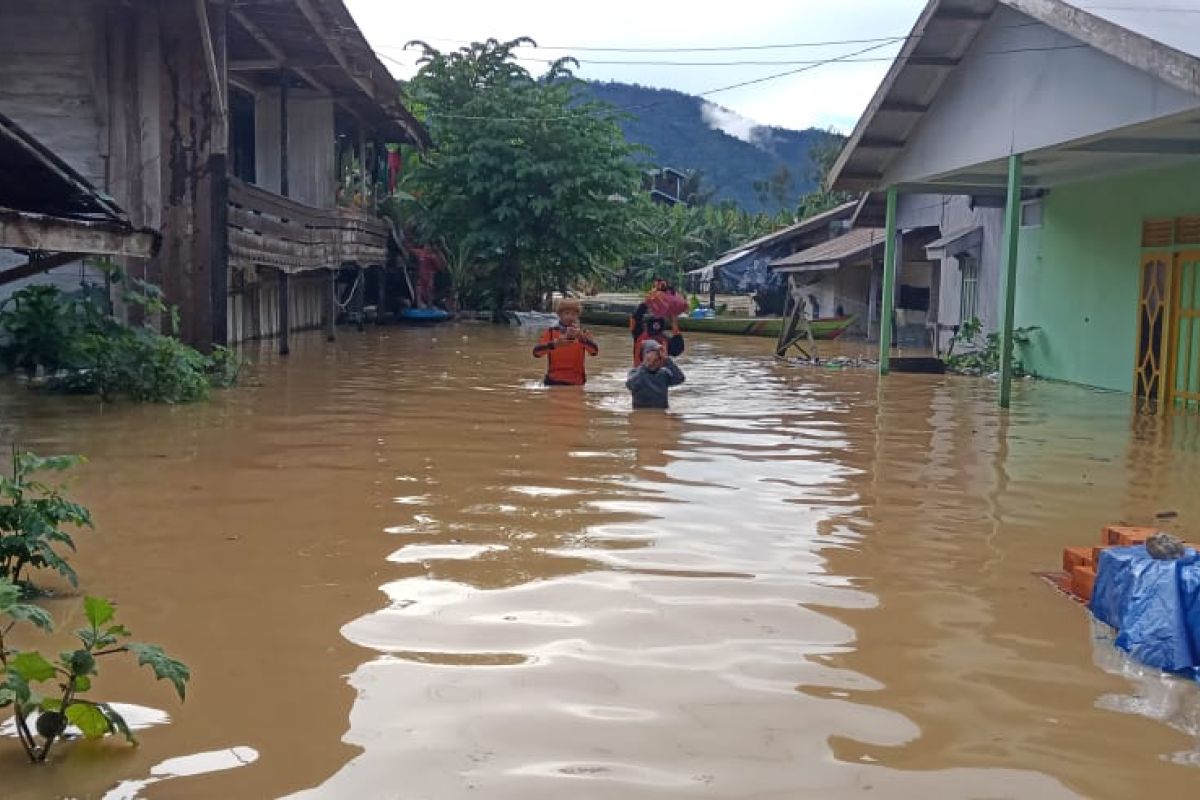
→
(579, 81, 826, 213)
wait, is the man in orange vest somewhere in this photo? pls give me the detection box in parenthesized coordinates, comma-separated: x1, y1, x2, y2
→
(533, 299, 599, 385)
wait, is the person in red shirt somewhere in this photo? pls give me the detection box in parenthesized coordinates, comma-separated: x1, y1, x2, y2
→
(533, 299, 599, 385)
(633, 315, 684, 367)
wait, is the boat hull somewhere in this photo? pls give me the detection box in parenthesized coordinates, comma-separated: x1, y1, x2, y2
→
(580, 309, 856, 340)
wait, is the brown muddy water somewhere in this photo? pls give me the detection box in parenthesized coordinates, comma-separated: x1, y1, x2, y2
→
(1, 324, 1199, 799)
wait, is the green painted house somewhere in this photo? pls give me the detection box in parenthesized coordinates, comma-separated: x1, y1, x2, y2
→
(830, 0, 1200, 411)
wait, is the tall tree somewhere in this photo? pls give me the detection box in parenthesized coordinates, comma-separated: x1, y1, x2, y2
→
(795, 128, 857, 219)
(752, 164, 795, 213)
(402, 39, 641, 312)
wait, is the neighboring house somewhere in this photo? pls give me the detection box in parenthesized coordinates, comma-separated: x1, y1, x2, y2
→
(851, 192, 1007, 351)
(0, 0, 427, 350)
(769, 228, 894, 339)
(686, 200, 858, 315)
(644, 167, 687, 205)
(830, 0, 1200, 410)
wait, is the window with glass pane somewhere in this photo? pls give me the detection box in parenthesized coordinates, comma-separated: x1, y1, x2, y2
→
(958, 253, 979, 323)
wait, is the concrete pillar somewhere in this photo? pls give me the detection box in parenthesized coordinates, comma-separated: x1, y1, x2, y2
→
(997, 154, 1024, 408)
(879, 185, 898, 374)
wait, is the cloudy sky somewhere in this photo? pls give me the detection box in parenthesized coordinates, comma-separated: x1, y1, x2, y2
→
(345, 0, 927, 134)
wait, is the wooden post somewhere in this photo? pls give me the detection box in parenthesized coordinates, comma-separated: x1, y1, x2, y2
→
(997, 154, 1024, 408)
(355, 265, 365, 331)
(279, 270, 290, 355)
(357, 128, 368, 204)
(327, 268, 337, 341)
(279, 74, 289, 198)
(210, 153, 229, 347)
(278, 73, 289, 355)
(207, 1, 229, 348)
(377, 265, 387, 323)
(878, 186, 898, 374)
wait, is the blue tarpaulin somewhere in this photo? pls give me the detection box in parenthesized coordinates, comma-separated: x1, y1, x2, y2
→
(1089, 546, 1200, 678)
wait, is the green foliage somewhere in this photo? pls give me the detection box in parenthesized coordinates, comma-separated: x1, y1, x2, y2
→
(0, 285, 104, 375)
(83, 326, 213, 403)
(944, 317, 1040, 376)
(0, 578, 190, 763)
(126, 644, 189, 701)
(400, 38, 642, 311)
(0, 450, 92, 588)
(795, 128, 857, 220)
(753, 164, 796, 213)
(0, 279, 240, 403)
(0, 581, 51, 632)
(618, 198, 782, 288)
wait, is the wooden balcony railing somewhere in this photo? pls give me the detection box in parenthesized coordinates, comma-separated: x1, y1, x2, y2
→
(227, 178, 390, 273)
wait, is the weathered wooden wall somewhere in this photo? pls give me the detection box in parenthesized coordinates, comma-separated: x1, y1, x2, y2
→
(0, 0, 106, 185)
(253, 88, 336, 208)
(156, 0, 222, 347)
(0, 0, 110, 302)
(229, 269, 328, 343)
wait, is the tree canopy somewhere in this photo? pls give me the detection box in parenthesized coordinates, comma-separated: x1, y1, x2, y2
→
(400, 38, 641, 311)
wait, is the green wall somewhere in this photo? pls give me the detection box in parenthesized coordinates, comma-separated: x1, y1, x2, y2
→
(1014, 161, 1200, 392)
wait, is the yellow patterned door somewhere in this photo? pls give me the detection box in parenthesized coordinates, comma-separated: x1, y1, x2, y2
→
(1135, 253, 1174, 412)
(1170, 250, 1200, 411)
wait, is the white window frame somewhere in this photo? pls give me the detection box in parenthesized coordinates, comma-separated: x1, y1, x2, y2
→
(957, 251, 980, 324)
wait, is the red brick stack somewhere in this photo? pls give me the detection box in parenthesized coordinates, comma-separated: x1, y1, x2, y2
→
(1053, 526, 1194, 603)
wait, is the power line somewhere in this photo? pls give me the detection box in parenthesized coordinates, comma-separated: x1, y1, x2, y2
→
(387, 34, 912, 54)
(370, 18, 1055, 58)
(379, 40, 898, 122)
(378, 41, 1091, 123)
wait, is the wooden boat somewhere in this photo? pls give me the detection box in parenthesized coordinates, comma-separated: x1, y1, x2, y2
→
(580, 309, 857, 340)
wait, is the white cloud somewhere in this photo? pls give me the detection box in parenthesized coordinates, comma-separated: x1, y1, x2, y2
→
(346, 0, 926, 132)
(700, 102, 762, 143)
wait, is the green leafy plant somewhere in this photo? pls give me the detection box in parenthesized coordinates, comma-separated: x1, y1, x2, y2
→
(0, 450, 92, 588)
(945, 317, 1040, 377)
(0, 280, 240, 404)
(0, 286, 100, 376)
(1, 584, 189, 763)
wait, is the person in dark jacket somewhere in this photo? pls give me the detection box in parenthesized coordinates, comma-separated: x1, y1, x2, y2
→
(626, 340, 685, 409)
(632, 315, 685, 367)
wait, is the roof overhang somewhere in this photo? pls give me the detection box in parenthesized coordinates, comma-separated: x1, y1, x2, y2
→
(227, 0, 430, 148)
(707, 200, 859, 263)
(770, 228, 887, 272)
(0, 112, 159, 259)
(829, 0, 999, 192)
(771, 261, 841, 275)
(925, 226, 982, 258)
(829, 0, 1200, 194)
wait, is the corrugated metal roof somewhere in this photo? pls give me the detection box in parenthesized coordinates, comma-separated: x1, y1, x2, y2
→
(711, 201, 859, 258)
(770, 228, 886, 271)
(925, 226, 982, 255)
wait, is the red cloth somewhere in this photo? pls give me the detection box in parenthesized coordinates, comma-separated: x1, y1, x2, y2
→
(387, 150, 402, 193)
(409, 246, 444, 306)
(645, 289, 688, 319)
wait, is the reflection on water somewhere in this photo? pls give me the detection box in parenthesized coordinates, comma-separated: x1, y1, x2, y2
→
(0, 324, 1198, 799)
(103, 746, 259, 800)
(1090, 620, 1200, 767)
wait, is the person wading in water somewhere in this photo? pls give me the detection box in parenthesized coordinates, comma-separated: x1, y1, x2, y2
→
(630, 278, 685, 367)
(532, 298, 599, 386)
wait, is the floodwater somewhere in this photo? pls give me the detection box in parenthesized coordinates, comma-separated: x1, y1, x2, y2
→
(1, 323, 1199, 799)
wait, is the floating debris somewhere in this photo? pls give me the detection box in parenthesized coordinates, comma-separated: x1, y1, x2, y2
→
(783, 355, 878, 370)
